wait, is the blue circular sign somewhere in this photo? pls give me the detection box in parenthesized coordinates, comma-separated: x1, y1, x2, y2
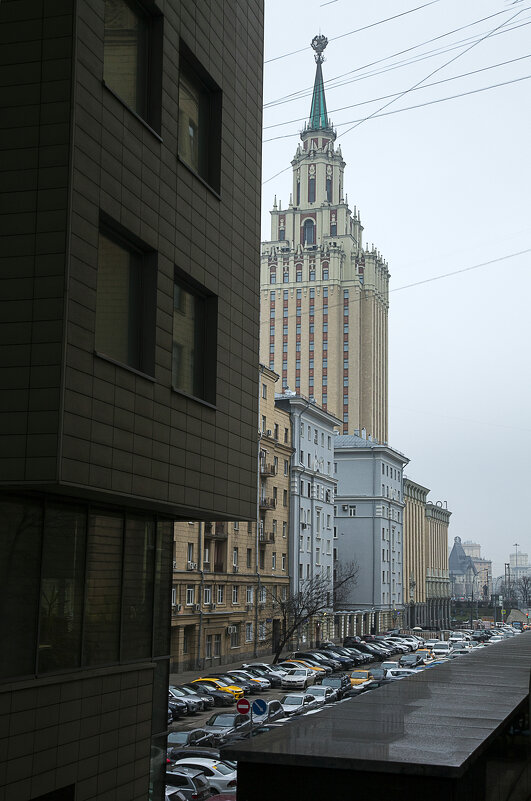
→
(252, 698, 268, 716)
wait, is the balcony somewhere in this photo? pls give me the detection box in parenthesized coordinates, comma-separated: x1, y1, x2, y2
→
(259, 497, 277, 510)
(260, 462, 276, 477)
(204, 522, 228, 539)
(259, 531, 275, 544)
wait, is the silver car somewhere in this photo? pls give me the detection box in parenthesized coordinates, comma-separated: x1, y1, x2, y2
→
(280, 668, 316, 690)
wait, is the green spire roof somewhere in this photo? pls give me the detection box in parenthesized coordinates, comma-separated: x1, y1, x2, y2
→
(309, 58, 329, 131)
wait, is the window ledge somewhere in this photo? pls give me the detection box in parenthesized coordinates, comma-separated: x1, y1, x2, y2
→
(177, 155, 221, 200)
(94, 351, 156, 382)
(172, 385, 217, 410)
(102, 81, 163, 143)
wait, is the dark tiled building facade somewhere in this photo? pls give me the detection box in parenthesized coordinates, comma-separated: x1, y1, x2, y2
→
(0, 0, 263, 799)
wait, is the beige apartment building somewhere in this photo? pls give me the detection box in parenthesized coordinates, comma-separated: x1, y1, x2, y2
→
(403, 479, 429, 627)
(425, 503, 452, 627)
(259, 36, 389, 442)
(403, 479, 451, 629)
(171, 368, 292, 671)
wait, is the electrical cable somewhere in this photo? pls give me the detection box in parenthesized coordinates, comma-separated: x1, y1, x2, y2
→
(263, 72, 531, 143)
(264, 0, 442, 64)
(262, 6, 527, 184)
(263, 7, 531, 108)
(263, 53, 531, 130)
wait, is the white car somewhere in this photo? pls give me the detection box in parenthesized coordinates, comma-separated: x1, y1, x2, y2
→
(304, 685, 338, 704)
(386, 668, 421, 679)
(431, 642, 452, 657)
(280, 693, 319, 715)
(226, 669, 271, 691)
(172, 758, 237, 795)
(280, 668, 316, 689)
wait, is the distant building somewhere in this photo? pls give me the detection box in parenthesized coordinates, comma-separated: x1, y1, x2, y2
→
(260, 36, 389, 441)
(275, 393, 340, 645)
(334, 433, 408, 632)
(462, 541, 492, 598)
(171, 368, 292, 671)
(0, 1, 263, 799)
(425, 503, 451, 627)
(403, 479, 429, 627)
(449, 536, 478, 598)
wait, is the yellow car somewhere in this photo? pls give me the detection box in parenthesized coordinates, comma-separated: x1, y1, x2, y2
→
(349, 669, 373, 687)
(283, 659, 327, 675)
(416, 649, 434, 663)
(191, 677, 244, 699)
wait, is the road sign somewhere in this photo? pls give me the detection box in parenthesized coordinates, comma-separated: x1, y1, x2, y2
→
(252, 698, 267, 716)
(236, 698, 251, 714)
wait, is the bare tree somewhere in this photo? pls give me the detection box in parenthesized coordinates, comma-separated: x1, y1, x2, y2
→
(260, 560, 359, 664)
(515, 575, 531, 608)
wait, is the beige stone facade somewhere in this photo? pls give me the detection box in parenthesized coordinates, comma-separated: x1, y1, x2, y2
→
(403, 479, 429, 626)
(171, 368, 292, 671)
(425, 503, 451, 625)
(259, 49, 388, 442)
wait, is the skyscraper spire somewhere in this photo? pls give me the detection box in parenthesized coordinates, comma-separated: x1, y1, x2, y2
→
(308, 34, 329, 131)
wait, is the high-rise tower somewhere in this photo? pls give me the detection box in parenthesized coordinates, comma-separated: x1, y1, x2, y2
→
(260, 35, 389, 440)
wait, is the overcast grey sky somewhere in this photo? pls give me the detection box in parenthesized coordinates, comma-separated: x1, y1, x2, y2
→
(262, 0, 531, 578)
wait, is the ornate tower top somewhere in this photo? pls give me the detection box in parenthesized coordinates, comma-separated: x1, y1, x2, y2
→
(307, 34, 333, 133)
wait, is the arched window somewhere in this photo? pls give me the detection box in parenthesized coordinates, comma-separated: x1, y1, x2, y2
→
(303, 219, 315, 245)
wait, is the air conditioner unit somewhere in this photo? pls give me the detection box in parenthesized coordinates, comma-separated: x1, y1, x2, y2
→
(176, 604, 182, 612)
(186, 561, 194, 570)
(342, 505, 349, 511)
(227, 625, 237, 634)
(232, 565, 239, 573)
(192, 562, 197, 569)
(193, 603, 200, 612)
(172, 560, 177, 568)
(266, 429, 272, 437)
(246, 603, 253, 611)
(209, 603, 217, 611)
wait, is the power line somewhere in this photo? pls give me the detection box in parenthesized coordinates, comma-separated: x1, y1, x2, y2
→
(391, 249, 531, 293)
(264, 0, 441, 64)
(327, 5, 527, 141)
(263, 7, 531, 109)
(262, 53, 531, 136)
(261, 249, 531, 329)
(263, 72, 531, 143)
(262, 6, 526, 184)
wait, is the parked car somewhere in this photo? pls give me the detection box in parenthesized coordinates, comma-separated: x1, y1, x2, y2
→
(291, 652, 336, 672)
(320, 674, 351, 699)
(304, 685, 338, 704)
(183, 682, 234, 708)
(303, 651, 342, 671)
(314, 647, 354, 668)
(225, 669, 268, 692)
(281, 667, 316, 690)
(167, 729, 215, 754)
(206, 674, 253, 695)
(168, 693, 189, 720)
(169, 686, 202, 715)
(280, 693, 319, 716)
(174, 685, 215, 710)
(355, 642, 386, 661)
(167, 747, 226, 764)
(385, 667, 420, 679)
(431, 642, 452, 658)
(342, 646, 372, 664)
(165, 767, 212, 801)
(281, 658, 328, 677)
(252, 698, 285, 723)
(242, 662, 288, 682)
(202, 711, 251, 745)
(241, 664, 285, 687)
(399, 653, 425, 668)
(349, 669, 374, 686)
(191, 678, 244, 700)
(172, 758, 237, 796)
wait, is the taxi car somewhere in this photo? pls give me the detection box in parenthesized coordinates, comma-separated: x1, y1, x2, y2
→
(191, 677, 244, 700)
(349, 669, 373, 687)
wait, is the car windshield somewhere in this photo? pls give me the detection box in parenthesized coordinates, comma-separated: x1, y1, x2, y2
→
(168, 731, 189, 744)
(169, 687, 186, 697)
(211, 762, 234, 775)
(206, 713, 235, 727)
(351, 672, 368, 679)
(288, 669, 305, 676)
(323, 679, 340, 687)
(309, 686, 326, 695)
(281, 695, 303, 705)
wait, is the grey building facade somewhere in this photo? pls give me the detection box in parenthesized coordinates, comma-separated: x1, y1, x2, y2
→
(334, 434, 408, 632)
(275, 393, 340, 644)
(0, 1, 263, 799)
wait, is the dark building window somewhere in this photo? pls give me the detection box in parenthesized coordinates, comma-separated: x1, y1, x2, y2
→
(326, 178, 332, 202)
(103, 0, 162, 129)
(95, 223, 156, 375)
(0, 495, 173, 679)
(178, 42, 222, 193)
(279, 228, 285, 241)
(296, 180, 300, 205)
(330, 223, 337, 236)
(303, 219, 315, 245)
(308, 177, 315, 203)
(172, 269, 217, 404)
